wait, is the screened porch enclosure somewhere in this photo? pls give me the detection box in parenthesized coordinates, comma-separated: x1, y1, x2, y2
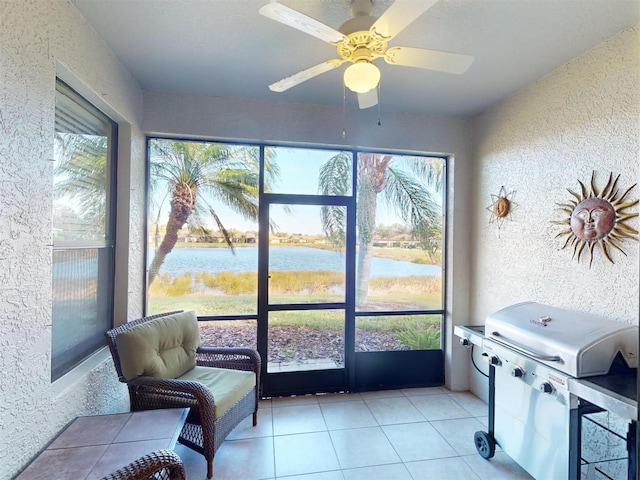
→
(145, 139, 447, 396)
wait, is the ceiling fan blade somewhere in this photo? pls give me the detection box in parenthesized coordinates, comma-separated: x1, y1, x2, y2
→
(385, 46, 474, 74)
(269, 59, 344, 92)
(357, 89, 378, 109)
(370, 0, 439, 40)
(259, 2, 348, 45)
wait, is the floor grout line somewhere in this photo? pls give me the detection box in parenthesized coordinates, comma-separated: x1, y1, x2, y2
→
(181, 390, 533, 479)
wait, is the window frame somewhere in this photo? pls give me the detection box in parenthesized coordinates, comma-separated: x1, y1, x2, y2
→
(51, 79, 118, 381)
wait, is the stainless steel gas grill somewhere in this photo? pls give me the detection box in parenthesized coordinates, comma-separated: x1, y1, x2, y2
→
(455, 302, 638, 480)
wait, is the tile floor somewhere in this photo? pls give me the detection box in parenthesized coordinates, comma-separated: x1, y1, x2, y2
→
(174, 387, 534, 480)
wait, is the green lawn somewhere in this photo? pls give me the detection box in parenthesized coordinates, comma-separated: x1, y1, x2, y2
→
(147, 270, 443, 350)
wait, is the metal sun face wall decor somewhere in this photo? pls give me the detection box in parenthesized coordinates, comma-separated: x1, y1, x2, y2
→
(554, 172, 638, 267)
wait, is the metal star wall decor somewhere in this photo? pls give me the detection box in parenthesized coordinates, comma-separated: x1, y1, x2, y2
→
(486, 186, 517, 229)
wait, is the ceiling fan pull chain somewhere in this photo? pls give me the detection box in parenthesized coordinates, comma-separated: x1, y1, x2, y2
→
(342, 83, 347, 138)
(377, 84, 382, 126)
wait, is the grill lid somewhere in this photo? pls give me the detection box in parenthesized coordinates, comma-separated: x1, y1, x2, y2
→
(485, 301, 638, 377)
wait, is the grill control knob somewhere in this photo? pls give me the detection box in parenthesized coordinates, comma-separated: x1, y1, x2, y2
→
(539, 382, 554, 394)
(460, 337, 471, 347)
(511, 367, 525, 378)
(489, 355, 501, 366)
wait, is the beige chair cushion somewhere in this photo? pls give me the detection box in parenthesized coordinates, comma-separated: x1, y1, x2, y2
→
(179, 366, 256, 419)
(116, 311, 201, 381)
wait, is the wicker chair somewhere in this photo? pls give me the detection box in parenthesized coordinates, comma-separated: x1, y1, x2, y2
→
(105, 311, 261, 479)
(102, 449, 186, 480)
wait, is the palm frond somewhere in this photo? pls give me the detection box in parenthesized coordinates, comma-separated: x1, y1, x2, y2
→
(319, 152, 352, 196)
(398, 156, 444, 191)
(383, 167, 440, 222)
(382, 167, 441, 251)
(201, 168, 260, 221)
(318, 152, 352, 244)
(321, 206, 347, 247)
(209, 207, 236, 252)
(262, 146, 282, 188)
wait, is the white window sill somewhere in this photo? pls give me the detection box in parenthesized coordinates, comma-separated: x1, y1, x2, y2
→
(51, 347, 111, 398)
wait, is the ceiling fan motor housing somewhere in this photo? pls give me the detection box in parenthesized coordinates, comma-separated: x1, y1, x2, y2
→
(338, 0, 388, 64)
(339, 14, 375, 36)
(337, 29, 388, 63)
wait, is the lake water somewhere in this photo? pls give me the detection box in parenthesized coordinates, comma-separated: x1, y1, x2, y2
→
(153, 246, 440, 278)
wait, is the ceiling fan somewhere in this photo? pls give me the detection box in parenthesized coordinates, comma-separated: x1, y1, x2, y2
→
(259, 0, 474, 109)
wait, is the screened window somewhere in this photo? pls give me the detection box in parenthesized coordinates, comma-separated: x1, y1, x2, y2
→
(353, 152, 445, 352)
(145, 139, 446, 359)
(354, 153, 444, 310)
(146, 140, 261, 316)
(52, 80, 117, 381)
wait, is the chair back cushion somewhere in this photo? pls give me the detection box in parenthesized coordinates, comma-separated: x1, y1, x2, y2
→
(116, 311, 201, 381)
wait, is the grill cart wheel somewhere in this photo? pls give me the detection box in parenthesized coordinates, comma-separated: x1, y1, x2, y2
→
(474, 431, 496, 459)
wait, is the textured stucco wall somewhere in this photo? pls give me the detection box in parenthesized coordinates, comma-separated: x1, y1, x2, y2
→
(469, 25, 640, 398)
(0, 1, 145, 478)
(8, 3, 636, 478)
(143, 93, 475, 391)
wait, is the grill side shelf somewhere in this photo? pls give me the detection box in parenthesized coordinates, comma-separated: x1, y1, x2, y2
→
(569, 373, 637, 421)
(453, 325, 485, 347)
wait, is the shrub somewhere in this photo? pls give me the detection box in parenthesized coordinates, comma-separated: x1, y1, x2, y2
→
(197, 271, 257, 294)
(147, 273, 194, 297)
(396, 328, 441, 350)
(165, 274, 192, 296)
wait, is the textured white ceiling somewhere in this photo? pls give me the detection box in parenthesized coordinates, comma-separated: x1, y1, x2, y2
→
(72, 0, 640, 117)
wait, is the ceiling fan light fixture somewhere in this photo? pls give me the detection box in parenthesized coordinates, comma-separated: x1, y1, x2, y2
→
(343, 62, 380, 93)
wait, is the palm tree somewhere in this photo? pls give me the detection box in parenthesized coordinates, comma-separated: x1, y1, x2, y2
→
(148, 140, 278, 285)
(320, 153, 442, 306)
